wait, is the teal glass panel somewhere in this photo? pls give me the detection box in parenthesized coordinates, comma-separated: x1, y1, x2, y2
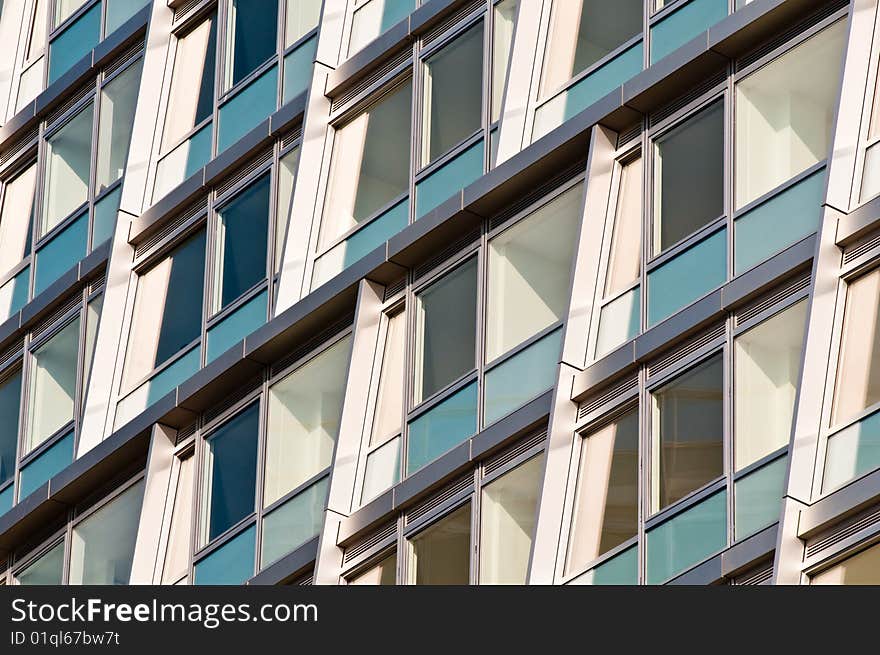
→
(596, 287, 640, 357)
(0, 266, 30, 321)
(647, 228, 726, 326)
(407, 381, 478, 474)
(147, 347, 200, 406)
(18, 431, 75, 501)
(350, 0, 416, 54)
(484, 328, 562, 426)
(93, 186, 122, 248)
(193, 524, 255, 585)
(282, 35, 317, 104)
(206, 291, 268, 363)
(735, 456, 787, 540)
(0, 483, 13, 516)
(105, 0, 151, 34)
(312, 198, 409, 287)
(260, 477, 328, 567)
(415, 140, 484, 219)
(48, 3, 101, 84)
(582, 546, 638, 585)
(218, 66, 278, 153)
(154, 124, 213, 202)
(34, 212, 87, 295)
(646, 490, 727, 584)
(824, 409, 880, 492)
(533, 42, 643, 141)
(734, 168, 825, 275)
(650, 0, 728, 64)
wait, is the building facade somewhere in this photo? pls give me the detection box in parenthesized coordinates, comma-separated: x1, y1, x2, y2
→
(0, 0, 877, 586)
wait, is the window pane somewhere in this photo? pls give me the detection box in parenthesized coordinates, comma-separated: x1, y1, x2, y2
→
(96, 59, 143, 192)
(17, 60, 44, 113)
(650, 0, 727, 65)
(193, 524, 255, 585)
(491, 0, 519, 123)
(18, 430, 73, 499)
(407, 381, 477, 474)
(322, 81, 411, 245)
(0, 163, 36, 280)
(105, 0, 150, 35)
(206, 290, 267, 363)
(349, 553, 396, 585)
(214, 174, 270, 311)
(832, 269, 880, 425)
(479, 454, 542, 584)
(349, 0, 415, 55)
(371, 311, 406, 444)
(69, 480, 145, 585)
(734, 455, 786, 540)
(654, 101, 724, 253)
(261, 477, 328, 567)
(282, 34, 316, 104)
(823, 409, 880, 492)
(285, 0, 321, 47)
(415, 258, 477, 402)
(93, 186, 121, 247)
(28, 0, 48, 59)
(264, 336, 351, 507)
(422, 23, 483, 165)
(362, 436, 400, 503)
(81, 293, 103, 399)
(42, 103, 93, 235)
(540, 0, 642, 96)
(27, 318, 79, 453)
(652, 354, 723, 511)
(123, 230, 205, 388)
(154, 124, 212, 201)
(567, 409, 639, 574)
(34, 210, 87, 295)
(0, 371, 21, 486)
(217, 65, 278, 153)
(275, 147, 300, 273)
(226, 0, 278, 89)
(17, 542, 64, 585)
(162, 456, 194, 584)
(734, 301, 806, 470)
(812, 542, 880, 585)
(486, 184, 581, 361)
(734, 21, 845, 209)
(410, 504, 471, 584)
(48, 2, 99, 84)
(596, 287, 640, 357)
(205, 404, 259, 542)
(605, 156, 642, 296)
(577, 544, 637, 585)
(162, 16, 216, 152)
(415, 138, 484, 219)
(55, 0, 87, 26)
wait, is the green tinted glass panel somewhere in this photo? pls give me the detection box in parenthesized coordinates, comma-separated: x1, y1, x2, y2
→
(34, 212, 87, 295)
(582, 545, 638, 585)
(260, 477, 328, 567)
(218, 66, 278, 153)
(407, 382, 477, 474)
(282, 35, 317, 104)
(48, 3, 101, 84)
(193, 524, 255, 585)
(93, 187, 122, 248)
(650, 0, 727, 64)
(105, 0, 151, 35)
(734, 456, 786, 540)
(0, 267, 30, 322)
(207, 291, 267, 363)
(824, 409, 880, 492)
(415, 140, 484, 218)
(18, 431, 74, 501)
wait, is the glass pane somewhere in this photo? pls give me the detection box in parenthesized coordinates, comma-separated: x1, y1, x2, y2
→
(18, 430, 74, 500)
(154, 124, 212, 201)
(596, 286, 640, 357)
(734, 20, 845, 209)
(17, 542, 64, 585)
(0, 371, 22, 486)
(226, 0, 278, 88)
(349, 553, 396, 585)
(218, 65, 278, 153)
(82, 293, 103, 398)
(264, 337, 351, 507)
(861, 141, 880, 203)
(414, 258, 477, 403)
(321, 80, 411, 245)
(282, 35, 316, 104)
(606, 156, 642, 296)
(407, 381, 477, 474)
(105, 0, 150, 35)
(193, 524, 255, 585)
(491, 0, 519, 123)
(34, 210, 87, 295)
(540, 0, 642, 96)
(214, 174, 270, 311)
(423, 23, 483, 165)
(650, 0, 727, 64)
(415, 138, 483, 219)
(275, 147, 300, 273)
(206, 290, 267, 363)
(93, 186, 121, 247)
(486, 184, 581, 361)
(123, 230, 205, 388)
(42, 103, 93, 235)
(285, 0, 321, 47)
(646, 489, 727, 584)
(55, 0, 86, 26)
(734, 456, 786, 540)
(823, 409, 880, 492)
(734, 301, 806, 471)
(652, 354, 723, 512)
(370, 311, 406, 445)
(115, 346, 201, 428)
(162, 456, 194, 584)
(812, 542, 880, 585)
(28, 0, 48, 59)
(654, 101, 723, 253)
(0, 267, 29, 322)
(479, 454, 543, 584)
(96, 59, 143, 192)
(410, 504, 471, 584)
(48, 1, 99, 84)
(261, 477, 328, 567)
(567, 409, 639, 574)
(205, 404, 259, 542)
(16, 60, 43, 113)
(69, 480, 145, 584)
(361, 436, 400, 504)
(349, 0, 415, 55)
(576, 545, 638, 585)
(162, 15, 217, 151)
(0, 163, 36, 280)
(27, 318, 80, 453)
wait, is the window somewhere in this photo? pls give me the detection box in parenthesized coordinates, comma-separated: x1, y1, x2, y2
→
(96, 58, 142, 192)
(0, 371, 22, 488)
(812, 542, 880, 585)
(491, 0, 519, 124)
(275, 147, 300, 274)
(0, 163, 36, 280)
(16, 542, 64, 585)
(540, 0, 643, 97)
(651, 354, 724, 512)
(735, 21, 845, 209)
(56, 0, 88, 26)
(161, 455, 194, 584)
(224, 0, 278, 90)
(349, 553, 397, 585)
(285, 0, 322, 48)
(42, 103, 93, 236)
(566, 409, 639, 574)
(349, 0, 415, 56)
(409, 504, 471, 584)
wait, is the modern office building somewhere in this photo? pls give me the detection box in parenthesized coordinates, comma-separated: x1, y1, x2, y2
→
(0, 0, 877, 587)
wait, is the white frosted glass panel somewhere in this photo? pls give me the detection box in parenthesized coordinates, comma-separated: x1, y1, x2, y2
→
(361, 436, 400, 504)
(491, 0, 519, 123)
(285, 0, 321, 47)
(16, 59, 44, 113)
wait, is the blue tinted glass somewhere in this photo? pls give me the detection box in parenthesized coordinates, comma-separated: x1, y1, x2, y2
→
(734, 168, 825, 275)
(207, 291, 267, 363)
(230, 0, 278, 87)
(34, 212, 87, 296)
(0, 483, 12, 516)
(147, 347, 200, 406)
(824, 409, 880, 492)
(218, 66, 279, 153)
(647, 228, 726, 326)
(585, 545, 638, 585)
(282, 35, 317, 104)
(208, 404, 259, 541)
(0, 267, 31, 321)
(18, 431, 75, 501)
(105, 0, 151, 34)
(194, 524, 255, 585)
(407, 382, 478, 475)
(261, 477, 328, 567)
(48, 3, 101, 84)
(0, 371, 22, 486)
(646, 490, 727, 584)
(375, 0, 414, 32)
(185, 124, 212, 178)
(735, 456, 787, 540)
(650, 0, 728, 64)
(93, 187, 122, 248)
(484, 328, 562, 426)
(415, 140, 484, 219)
(155, 231, 206, 367)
